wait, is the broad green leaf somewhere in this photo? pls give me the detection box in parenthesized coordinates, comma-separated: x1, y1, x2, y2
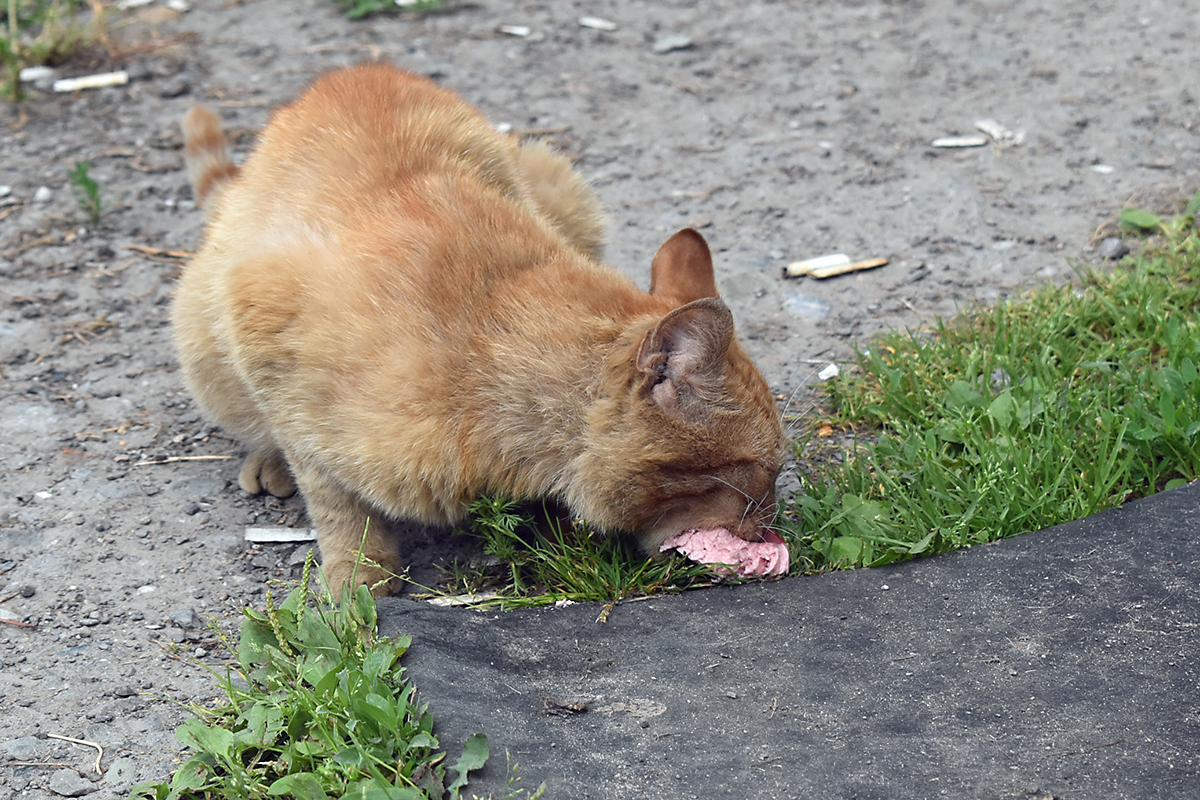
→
(268, 773, 332, 800)
(1119, 207, 1162, 232)
(987, 391, 1014, 429)
(447, 733, 490, 800)
(1185, 188, 1200, 218)
(1159, 391, 1177, 433)
(343, 778, 425, 800)
(176, 719, 234, 756)
(943, 380, 984, 410)
(1165, 478, 1189, 491)
(907, 530, 938, 555)
(826, 536, 864, 565)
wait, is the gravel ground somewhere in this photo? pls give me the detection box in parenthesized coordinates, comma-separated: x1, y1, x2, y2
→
(1, 0, 1198, 797)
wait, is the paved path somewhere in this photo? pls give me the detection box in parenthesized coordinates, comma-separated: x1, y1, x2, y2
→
(379, 483, 1200, 799)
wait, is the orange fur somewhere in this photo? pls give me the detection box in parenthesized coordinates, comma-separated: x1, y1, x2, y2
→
(172, 64, 783, 594)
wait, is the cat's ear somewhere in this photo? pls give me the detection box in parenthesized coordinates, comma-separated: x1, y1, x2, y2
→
(637, 297, 734, 416)
(649, 228, 719, 306)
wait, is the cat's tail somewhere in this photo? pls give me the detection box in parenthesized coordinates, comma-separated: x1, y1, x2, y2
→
(181, 106, 239, 214)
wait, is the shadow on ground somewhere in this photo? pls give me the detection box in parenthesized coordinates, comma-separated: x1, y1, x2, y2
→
(380, 482, 1200, 799)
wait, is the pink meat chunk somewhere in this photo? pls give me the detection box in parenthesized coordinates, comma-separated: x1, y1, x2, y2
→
(660, 528, 790, 578)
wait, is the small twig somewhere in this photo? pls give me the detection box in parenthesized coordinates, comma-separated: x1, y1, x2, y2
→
(47, 734, 103, 774)
(134, 454, 235, 466)
(6, 761, 71, 769)
(1045, 738, 1124, 758)
(124, 244, 193, 261)
(0, 618, 36, 628)
(0, 591, 18, 604)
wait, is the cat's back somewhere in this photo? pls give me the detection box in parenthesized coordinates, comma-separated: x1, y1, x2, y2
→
(231, 64, 524, 224)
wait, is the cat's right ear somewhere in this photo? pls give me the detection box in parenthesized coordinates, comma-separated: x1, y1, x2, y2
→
(649, 228, 719, 306)
(637, 297, 734, 418)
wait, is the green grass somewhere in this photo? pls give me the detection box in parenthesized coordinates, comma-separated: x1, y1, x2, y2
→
(330, 0, 442, 20)
(784, 195, 1200, 570)
(430, 496, 721, 612)
(127, 554, 501, 800)
(68, 159, 103, 225)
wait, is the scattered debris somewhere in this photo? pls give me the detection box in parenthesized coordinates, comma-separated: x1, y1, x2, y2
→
(652, 34, 693, 54)
(931, 134, 988, 148)
(47, 733, 103, 775)
(18, 66, 55, 83)
(244, 527, 318, 543)
(53, 71, 129, 93)
(783, 255, 888, 279)
(1097, 237, 1131, 261)
(1091, 164, 1115, 174)
(818, 363, 840, 381)
(782, 253, 849, 277)
(424, 591, 501, 607)
(974, 118, 1025, 145)
(579, 16, 617, 30)
(498, 24, 531, 37)
(543, 696, 590, 717)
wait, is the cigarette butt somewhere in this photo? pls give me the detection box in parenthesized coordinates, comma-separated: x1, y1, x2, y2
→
(53, 71, 129, 92)
(782, 253, 850, 278)
(808, 257, 889, 279)
(931, 135, 988, 148)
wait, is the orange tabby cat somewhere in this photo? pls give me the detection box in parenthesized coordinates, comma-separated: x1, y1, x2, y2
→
(173, 63, 784, 594)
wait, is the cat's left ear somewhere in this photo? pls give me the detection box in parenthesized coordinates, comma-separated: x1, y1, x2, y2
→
(637, 297, 734, 417)
(649, 228, 719, 306)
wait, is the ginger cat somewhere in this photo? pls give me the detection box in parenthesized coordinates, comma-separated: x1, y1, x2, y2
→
(173, 63, 784, 594)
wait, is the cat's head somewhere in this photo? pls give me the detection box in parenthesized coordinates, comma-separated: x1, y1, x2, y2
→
(574, 228, 785, 551)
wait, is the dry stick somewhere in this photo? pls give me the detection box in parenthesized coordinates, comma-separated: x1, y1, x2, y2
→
(0, 618, 35, 628)
(47, 734, 103, 774)
(123, 244, 193, 261)
(134, 455, 235, 466)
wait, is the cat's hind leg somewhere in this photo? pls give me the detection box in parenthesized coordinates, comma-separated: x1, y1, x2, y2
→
(293, 464, 405, 597)
(515, 139, 607, 260)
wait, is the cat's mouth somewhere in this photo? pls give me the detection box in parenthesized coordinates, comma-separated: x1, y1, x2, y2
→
(659, 527, 789, 578)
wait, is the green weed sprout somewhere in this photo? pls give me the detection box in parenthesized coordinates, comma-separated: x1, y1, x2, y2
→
(68, 160, 103, 225)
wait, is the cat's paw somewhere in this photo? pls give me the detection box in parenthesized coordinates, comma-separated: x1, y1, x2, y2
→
(238, 448, 297, 498)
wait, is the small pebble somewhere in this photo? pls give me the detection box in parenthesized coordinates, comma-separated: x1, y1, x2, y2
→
(1098, 236, 1131, 261)
(33, 186, 53, 203)
(48, 768, 94, 797)
(113, 685, 136, 698)
(19, 585, 35, 598)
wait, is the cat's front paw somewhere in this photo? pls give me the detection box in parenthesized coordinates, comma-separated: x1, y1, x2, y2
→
(238, 448, 297, 498)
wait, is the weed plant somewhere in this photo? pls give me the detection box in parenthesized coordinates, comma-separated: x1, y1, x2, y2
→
(128, 554, 491, 800)
(68, 159, 103, 224)
(331, 0, 442, 20)
(2, 0, 102, 100)
(787, 198, 1200, 570)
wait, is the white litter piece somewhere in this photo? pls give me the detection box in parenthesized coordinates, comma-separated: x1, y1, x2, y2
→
(818, 363, 840, 381)
(974, 118, 1025, 146)
(164, 0, 190, 10)
(116, 0, 154, 8)
(425, 591, 501, 607)
(244, 527, 318, 543)
(784, 255, 888, 280)
(18, 66, 54, 83)
(53, 71, 129, 92)
(579, 16, 617, 30)
(499, 24, 531, 37)
(1091, 164, 1115, 174)
(782, 253, 849, 278)
(931, 135, 988, 148)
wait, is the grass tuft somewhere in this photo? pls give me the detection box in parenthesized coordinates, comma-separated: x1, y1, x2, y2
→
(432, 497, 727, 610)
(784, 206, 1200, 571)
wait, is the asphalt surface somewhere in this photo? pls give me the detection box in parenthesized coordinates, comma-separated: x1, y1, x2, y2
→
(379, 482, 1200, 799)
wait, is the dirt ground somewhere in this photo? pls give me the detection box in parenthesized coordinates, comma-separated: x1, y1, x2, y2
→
(1, 0, 1197, 797)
